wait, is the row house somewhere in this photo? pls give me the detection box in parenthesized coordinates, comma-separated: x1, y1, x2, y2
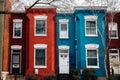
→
(106, 12, 120, 75)
(56, 13, 76, 74)
(1, 0, 107, 79)
(26, 8, 56, 76)
(75, 8, 107, 77)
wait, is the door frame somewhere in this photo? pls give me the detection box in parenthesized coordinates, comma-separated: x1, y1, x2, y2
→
(10, 45, 22, 74)
(58, 45, 70, 74)
(109, 49, 120, 74)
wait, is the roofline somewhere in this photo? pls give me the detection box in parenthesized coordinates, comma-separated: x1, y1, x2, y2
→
(25, 5, 56, 8)
(57, 11, 74, 14)
(75, 6, 107, 10)
(107, 10, 120, 13)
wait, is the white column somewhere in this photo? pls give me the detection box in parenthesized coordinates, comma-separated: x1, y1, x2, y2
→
(1, 71, 9, 80)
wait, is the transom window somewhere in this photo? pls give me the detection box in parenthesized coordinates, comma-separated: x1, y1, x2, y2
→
(85, 16, 97, 36)
(85, 44, 99, 68)
(60, 49, 68, 54)
(34, 44, 47, 68)
(13, 19, 22, 38)
(34, 16, 47, 36)
(109, 22, 118, 39)
(109, 49, 119, 54)
(59, 19, 69, 39)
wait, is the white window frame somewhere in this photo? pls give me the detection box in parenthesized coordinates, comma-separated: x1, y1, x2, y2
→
(59, 19, 69, 39)
(34, 16, 47, 36)
(34, 44, 47, 68)
(85, 44, 99, 68)
(108, 22, 118, 39)
(10, 45, 22, 73)
(85, 16, 98, 37)
(13, 19, 22, 38)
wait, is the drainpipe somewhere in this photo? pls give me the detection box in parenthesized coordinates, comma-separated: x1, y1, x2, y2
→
(75, 16, 78, 69)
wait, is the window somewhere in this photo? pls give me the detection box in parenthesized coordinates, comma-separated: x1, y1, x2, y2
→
(59, 19, 69, 38)
(85, 44, 99, 68)
(34, 16, 47, 36)
(85, 16, 97, 36)
(34, 44, 47, 68)
(13, 19, 22, 38)
(109, 22, 118, 39)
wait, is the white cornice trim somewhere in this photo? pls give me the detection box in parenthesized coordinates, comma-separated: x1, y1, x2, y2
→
(75, 6, 107, 10)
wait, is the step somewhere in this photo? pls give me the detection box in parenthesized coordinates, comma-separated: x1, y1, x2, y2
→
(58, 74, 70, 80)
(6, 75, 25, 80)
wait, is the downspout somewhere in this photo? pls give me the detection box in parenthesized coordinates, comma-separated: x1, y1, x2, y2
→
(75, 16, 78, 69)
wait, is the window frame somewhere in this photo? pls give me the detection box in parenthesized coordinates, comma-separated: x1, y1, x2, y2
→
(34, 16, 47, 36)
(13, 19, 22, 38)
(59, 19, 69, 39)
(108, 22, 118, 39)
(34, 44, 47, 68)
(85, 16, 98, 37)
(85, 44, 99, 68)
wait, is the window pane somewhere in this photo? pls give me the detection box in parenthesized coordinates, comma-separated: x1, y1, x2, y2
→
(109, 31, 117, 37)
(36, 20, 45, 34)
(60, 49, 68, 53)
(60, 23, 68, 38)
(35, 49, 45, 66)
(14, 22, 22, 37)
(88, 58, 97, 66)
(86, 21, 96, 28)
(87, 50, 97, 57)
(13, 54, 20, 64)
(86, 21, 96, 35)
(61, 24, 67, 31)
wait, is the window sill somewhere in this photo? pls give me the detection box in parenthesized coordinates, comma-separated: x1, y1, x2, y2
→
(34, 66, 47, 68)
(60, 37, 69, 39)
(109, 37, 119, 39)
(13, 37, 22, 38)
(85, 35, 98, 37)
(87, 66, 99, 68)
(34, 34, 47, 36)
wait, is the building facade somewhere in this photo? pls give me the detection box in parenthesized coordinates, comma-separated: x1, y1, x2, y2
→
(9, 14, 27, 75)
(1, 0, 108, 79)
(75, 9, 107, 77)
(56, 13, 76, 74)
(26, 8, 56, 76)
(106, 12, 120, 75)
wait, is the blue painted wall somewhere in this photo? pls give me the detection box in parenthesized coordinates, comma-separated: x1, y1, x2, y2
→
(56, 13, 76, 71)
(75, 10, 106, 76)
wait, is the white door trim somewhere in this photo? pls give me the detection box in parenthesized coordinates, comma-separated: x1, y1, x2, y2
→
(59, 45, 70, 74)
